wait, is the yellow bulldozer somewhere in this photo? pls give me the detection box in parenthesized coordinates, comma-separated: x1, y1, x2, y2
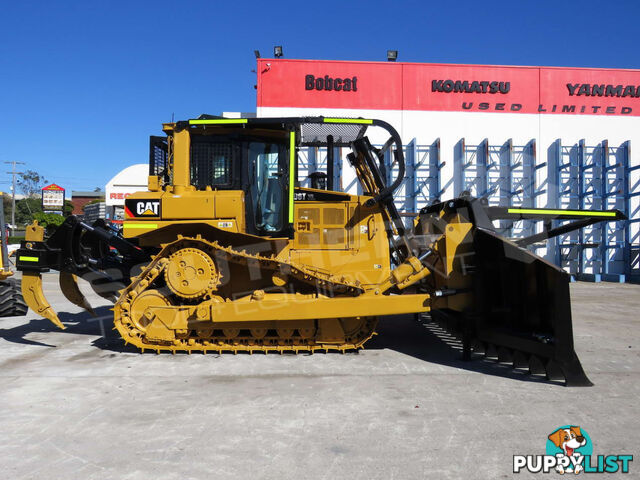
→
(15, 116, 626, 386)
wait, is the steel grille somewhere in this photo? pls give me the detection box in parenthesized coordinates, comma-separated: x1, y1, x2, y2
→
(190, 143, 233, 189)
(300, 123, 367, 147)
(150, 145, 167, 176)
(149, 136, 170, 183)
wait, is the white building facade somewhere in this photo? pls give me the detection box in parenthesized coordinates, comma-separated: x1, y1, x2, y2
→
(105, 164, 148, 222)
(256, 59, 640, 282)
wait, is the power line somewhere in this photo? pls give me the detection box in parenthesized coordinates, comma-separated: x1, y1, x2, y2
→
(5, 161, 25, 227)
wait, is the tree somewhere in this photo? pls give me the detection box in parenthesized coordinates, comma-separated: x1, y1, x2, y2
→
(63, 199, 74, 217)
(32, 212, 65, 233)
(14, 198, 42, 226)
(11, 197, 72, 227)
(17, 170, 48, 197)
(2, 194, 11, 225)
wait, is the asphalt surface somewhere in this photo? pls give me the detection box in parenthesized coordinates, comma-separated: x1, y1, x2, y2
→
(0, 275, 638, 479)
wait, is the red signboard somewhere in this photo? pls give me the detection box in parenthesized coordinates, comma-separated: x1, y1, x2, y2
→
(41, 183, 65, 211)
(257, 59, 640, 116)
(258, 59, 402, 110)
(42, 183, 64, 191)
(540, 67, 639, 116)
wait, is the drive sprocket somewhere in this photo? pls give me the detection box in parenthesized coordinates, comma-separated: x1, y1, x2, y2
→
(164, 247, 220, 299)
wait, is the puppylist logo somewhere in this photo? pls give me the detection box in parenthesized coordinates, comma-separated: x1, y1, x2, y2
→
(513, 426, 633, 474)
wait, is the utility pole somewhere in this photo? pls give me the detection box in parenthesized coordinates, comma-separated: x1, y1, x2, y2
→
(5, 161, 25, 227)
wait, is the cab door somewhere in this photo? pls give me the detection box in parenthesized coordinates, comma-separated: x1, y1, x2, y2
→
(245, 139, 290, 237)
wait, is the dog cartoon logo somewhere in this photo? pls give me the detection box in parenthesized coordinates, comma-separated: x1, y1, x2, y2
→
(514, 425, 632, 474)
(547, 426, 591, 474)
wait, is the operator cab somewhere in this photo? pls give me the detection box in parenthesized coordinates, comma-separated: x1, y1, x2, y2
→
(189, 132, 290, 236)
(148, 116, 408, 261)
(152, 120, 292, 237)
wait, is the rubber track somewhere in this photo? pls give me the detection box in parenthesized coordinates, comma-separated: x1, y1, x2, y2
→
(0, 278, 28, 317)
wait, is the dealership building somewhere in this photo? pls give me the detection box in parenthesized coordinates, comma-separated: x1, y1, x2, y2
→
(255, 58, 640, 282)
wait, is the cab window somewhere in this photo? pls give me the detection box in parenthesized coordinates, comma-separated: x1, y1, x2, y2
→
(248, 141, 287, 234)
(190, 141, 234, 189)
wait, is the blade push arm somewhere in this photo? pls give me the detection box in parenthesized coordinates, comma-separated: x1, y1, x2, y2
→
(485, 206, 627, 247)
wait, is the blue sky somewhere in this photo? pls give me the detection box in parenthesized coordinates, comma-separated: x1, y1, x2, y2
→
(1, 0, 639, 193)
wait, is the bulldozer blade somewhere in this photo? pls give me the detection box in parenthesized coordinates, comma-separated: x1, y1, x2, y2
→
(59, 272, 95, 316)
(428, 226, 594, 386)
(468, 228, 594, 386)
(417, 196, 614, 386)
(21, 271, 65, 330)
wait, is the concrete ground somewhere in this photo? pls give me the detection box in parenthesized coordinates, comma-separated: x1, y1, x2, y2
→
(0, 275, 638, 479)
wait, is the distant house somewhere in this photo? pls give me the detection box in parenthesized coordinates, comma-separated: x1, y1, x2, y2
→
(71, 191, 104, 216)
